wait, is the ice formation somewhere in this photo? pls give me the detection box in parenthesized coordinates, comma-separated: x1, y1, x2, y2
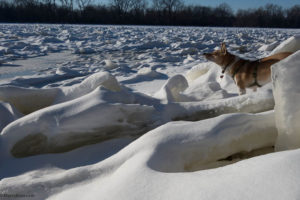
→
(272, 50, 300, 150)
(0, 24, 300, 200)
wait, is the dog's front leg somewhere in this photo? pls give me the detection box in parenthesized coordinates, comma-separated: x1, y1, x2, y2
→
(239, 87, 246, 95)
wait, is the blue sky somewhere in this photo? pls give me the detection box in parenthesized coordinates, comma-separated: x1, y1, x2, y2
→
(99, 0, 300, 11)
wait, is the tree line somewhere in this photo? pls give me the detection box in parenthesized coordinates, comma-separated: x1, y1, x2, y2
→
(0, 0, 300, 28)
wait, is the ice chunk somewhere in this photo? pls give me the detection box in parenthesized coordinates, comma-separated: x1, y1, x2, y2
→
(271, 35, 300, 55)
(0, 72, 121, 114)
(272, 50, 300, 150)
(57, 72, 121, 103)
(0, 86, 157, 158)
(154, 74, 189, 102)
(185, 62, 212, 82)
(104, 60, 118, 70)
(0, 86, 60, 114)
(258, 41, 279, 52)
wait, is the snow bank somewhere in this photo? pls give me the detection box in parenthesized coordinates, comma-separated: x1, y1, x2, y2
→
(154, 74, 189, 102)
(164, 87, 274, 121)
(0, 111, 279, 200)
(271, 35, 300, 55)
(104, 60, 118, 70)
(0, 86, 158, 158)
(56, 71, 121, 103)
(0, 102, 22, 132)
(272, 50, 300, 151)
(0, 67, 275, 158)
(0, 86, 60, 114)
(0, 72, 121, 114)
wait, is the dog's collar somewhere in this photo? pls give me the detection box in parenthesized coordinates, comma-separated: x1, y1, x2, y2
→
(220, 57, 236, 79)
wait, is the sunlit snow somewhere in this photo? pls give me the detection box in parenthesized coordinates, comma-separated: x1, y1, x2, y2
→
(0, 24, 300, 200)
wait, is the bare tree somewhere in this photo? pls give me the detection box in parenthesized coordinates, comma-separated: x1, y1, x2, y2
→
(60, 0, 73, 10)
(76, 0, 92, 11)
(130, 0, 147, 14)
(111, 0, 131, 14)
(152, 0, 183, 13)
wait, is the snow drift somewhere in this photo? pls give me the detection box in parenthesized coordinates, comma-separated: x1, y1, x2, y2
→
(0, 111, 279, 200)
(0, 72, 120, 114)
(0, 85, 158, 158)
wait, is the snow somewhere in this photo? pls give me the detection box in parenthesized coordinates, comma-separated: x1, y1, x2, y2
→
(270, 35, 300, 55)
(272, 50, 300, 151)
(0, 24, 300, 200)
(0, 102, 22, 132)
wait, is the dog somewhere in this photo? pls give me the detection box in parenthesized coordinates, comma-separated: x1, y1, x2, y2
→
(204, 43, 292, 95)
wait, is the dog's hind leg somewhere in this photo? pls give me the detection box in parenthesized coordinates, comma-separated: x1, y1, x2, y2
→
(236, 80, 246, 95)
(252, 86, 257, 92)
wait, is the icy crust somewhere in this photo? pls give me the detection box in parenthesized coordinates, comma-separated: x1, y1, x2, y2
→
(272, 50, 300, 150)
(0, 111, 280, 200)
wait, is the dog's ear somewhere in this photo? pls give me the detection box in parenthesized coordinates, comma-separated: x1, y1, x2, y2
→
(221, 42, 227, 54)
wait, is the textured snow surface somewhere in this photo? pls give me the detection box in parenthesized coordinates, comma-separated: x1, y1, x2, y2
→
(0, 24, 300, 200)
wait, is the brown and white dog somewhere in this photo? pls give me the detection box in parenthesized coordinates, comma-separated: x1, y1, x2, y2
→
(204, 43, 292, 95)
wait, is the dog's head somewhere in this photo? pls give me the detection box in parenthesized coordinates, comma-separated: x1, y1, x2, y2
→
(203, 43, 228, 66)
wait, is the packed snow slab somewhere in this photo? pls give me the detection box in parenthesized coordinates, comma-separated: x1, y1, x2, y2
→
(0, 112, 279, 200)
(0, 72, 120, 114)
(0, 85, 158, 158)
(271, 35, 300, 55)
(272, 50, 300, 151)
(163, 87, 274, 121)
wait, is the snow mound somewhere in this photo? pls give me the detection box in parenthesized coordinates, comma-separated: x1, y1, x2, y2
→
(164, 87, 274, 121)
(272, 50, 300, 151)
(104, 60, 118, 70)
(0, 72, 121, 114)
(0, 86, 157, 158)
(0, 111, 280, 200)
(0, 86, 60, 114)
(271, 35, 300, 55)
(183, 81, 230, 101)
(185, 62, 213, 82)
(154, 74, 189, 102)
(57, 71, 121, 103)
(147, 111, 277, 172)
